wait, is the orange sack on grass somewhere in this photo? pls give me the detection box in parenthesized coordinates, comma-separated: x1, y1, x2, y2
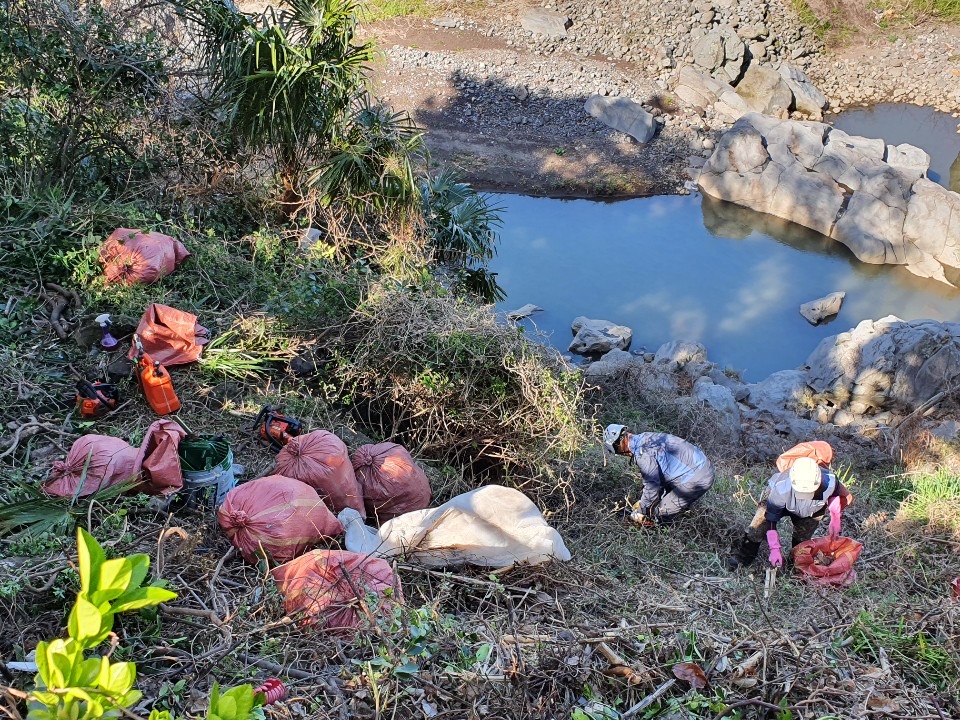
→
(351, 442, 431, 521)
(135, 419, 186, 496)
(218, 476, 344, 564)
(127, 303, 209, 366)
(275, 431, 365, 517)
(793, 535, 863, 587)
(43, 436, 139, 498)
(271, 549, 401, 633)
(776, 441, 834, 472)
(100, 228, 190, 286)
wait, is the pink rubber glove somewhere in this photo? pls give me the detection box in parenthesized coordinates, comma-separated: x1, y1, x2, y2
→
(828, 495, 843, 536)
(766, 529, 783, 568)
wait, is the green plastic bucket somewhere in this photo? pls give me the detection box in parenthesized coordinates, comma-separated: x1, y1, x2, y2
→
(178, 435, 238, 509)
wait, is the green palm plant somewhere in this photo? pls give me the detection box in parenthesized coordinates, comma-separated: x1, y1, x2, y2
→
(201, 0, 375, 206)
(421, 169, 505, 302)
(309, 97, 425, 217)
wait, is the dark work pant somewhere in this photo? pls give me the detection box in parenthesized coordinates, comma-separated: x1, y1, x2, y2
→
(652, 462, 715, 524)
(732, 488, 824, 563)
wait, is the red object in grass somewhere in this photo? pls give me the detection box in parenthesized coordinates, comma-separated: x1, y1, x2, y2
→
(254, 679, 287, 705)
(792, 535, 863, 587)
(951, 577, 960, 600)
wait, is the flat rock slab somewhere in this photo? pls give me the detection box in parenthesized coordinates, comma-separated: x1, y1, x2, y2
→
(506, 303, 543, 321)
(799, 291, 846, 324)
(520, 7, 570, 38)
(584, 95, 656, 143)
(735, 65, 793, 115)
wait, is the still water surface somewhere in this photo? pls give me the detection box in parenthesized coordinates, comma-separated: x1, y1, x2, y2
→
(490, 105, 960, 380)
(490, 194, 960, 381)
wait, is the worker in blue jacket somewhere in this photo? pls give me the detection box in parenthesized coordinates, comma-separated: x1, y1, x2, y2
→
(603, 424, 715, 525)
(726, 456, 853, 570)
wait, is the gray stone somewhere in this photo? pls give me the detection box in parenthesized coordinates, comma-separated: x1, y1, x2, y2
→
(519, 7, 570, 38)
(431, 17, 459, 28)
(737, 23, 768, 40)
(583, 349, 642, 378)
(885, 143, 930, 181)
(653, 340, 708, 370)
(693, 377, 741, 442)
(673, 65, 734, 110)
(777, 63, 827, 120)
(734, 65, 794, 116)
(584, 96, 656, 143)
(691, 25, 747, 84)
(799, 291, 845, 324)
(569, 317, 633, 355)
(746, 369, 809, 413)
(506, 303, 543, 321)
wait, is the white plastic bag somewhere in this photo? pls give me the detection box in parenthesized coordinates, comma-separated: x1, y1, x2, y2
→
(338, 485, 571, 568)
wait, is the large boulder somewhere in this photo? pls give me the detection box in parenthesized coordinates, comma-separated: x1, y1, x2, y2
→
(691, 25, 748, 84)
(519, 8, 570, 38)
(697, 113, 960, 286)
(653, 340, 708, 370)
(745, 369, 809, 413)
(673, 65, 734, 110)
(777, 64, 827, 120)
(584, 96, 656, 143)
(693, 377, 741, 443)
(569, 317, 633, 355)
(885, 143, 930, 181)
(735, 65, 794, 116)
(805, 316, 960, 413)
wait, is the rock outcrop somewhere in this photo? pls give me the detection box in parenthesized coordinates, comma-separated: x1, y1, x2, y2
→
(734, 65, 792, 116)
(777, 64, 827, 120)
(691, 26, 747, 84)
(698, 113, 960, 286)
(805, 316, 960, 417)
(519, 8, 570, 38)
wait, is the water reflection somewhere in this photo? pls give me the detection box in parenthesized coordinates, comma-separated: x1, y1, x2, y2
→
(490, 193, 960, 381)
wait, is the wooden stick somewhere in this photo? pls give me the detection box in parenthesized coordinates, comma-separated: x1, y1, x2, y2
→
(622, 679, 676, 719)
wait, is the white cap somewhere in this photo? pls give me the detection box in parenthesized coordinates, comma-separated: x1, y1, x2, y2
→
(603, 424, 627, 454)
(789, 456, 822, 495)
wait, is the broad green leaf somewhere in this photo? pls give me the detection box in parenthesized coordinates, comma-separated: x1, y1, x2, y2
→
(92, 558, 133, 604)
(46, 646, 71, 689)
(34, 640, 51, 688)
(126, 553, 150, 592)
(216, 696, 237, 720)
(120, 689, 143, 707)
(218, 685, 257, 720)
(68, 596, 104, 646)
(149, 710, 173, 720)
(99, 660, 135, 696)
(207, 682, 222, 715)
(76, 657, 101, 687)
(77, 528, 105, 595)
(110, 586, 176, 613)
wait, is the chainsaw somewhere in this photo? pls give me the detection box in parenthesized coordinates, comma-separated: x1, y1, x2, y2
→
(75, 378, 120, 419)
(252, 405, 303, 453)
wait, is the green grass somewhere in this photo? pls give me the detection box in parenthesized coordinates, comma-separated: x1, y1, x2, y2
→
(789, 0, 831, 39)
(897, 470, 960, 535)
(359, 0, 431, 23)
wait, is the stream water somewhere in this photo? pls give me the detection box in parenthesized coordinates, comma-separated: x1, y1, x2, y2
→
(490, 106, 960, 381)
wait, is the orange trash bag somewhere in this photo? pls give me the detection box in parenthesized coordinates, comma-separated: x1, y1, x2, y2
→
(127, 303, 209, 366)
(218, 476, 344, 564)
(793, 535, 863, 587)
(100, 228, 190, 286)
(351, 442, 431, 521)
(43, 436, 139, 498)
(135, 419, 186, 495)
(776, 441, 834, 472)
(271, 549, 401, 633)
(274, 431, 365, 517)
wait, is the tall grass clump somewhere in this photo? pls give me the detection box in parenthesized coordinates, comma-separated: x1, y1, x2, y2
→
(895, 470, 960, 536)
(332, 289, 592, 474)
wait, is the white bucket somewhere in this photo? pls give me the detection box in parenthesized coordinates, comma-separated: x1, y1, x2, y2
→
(181, 446, 241, 510)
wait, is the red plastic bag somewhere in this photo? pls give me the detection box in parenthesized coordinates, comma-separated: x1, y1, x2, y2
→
(776, 441, 834, 472)
(43, 436, 138, 498)
(793, 535, 863, 587)
(218, 476, 344, 564)
(100, 228, 190, 286)
(271, 549, 401, 633)
(275, 431, 365, 517)
(951, 577, 960, 600)
(127, 304, 209, 366)
(351, 443, 431, 521)
(135, 419, 186, 496)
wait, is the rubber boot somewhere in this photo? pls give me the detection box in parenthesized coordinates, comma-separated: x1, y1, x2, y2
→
(725, 536, 761, 570)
